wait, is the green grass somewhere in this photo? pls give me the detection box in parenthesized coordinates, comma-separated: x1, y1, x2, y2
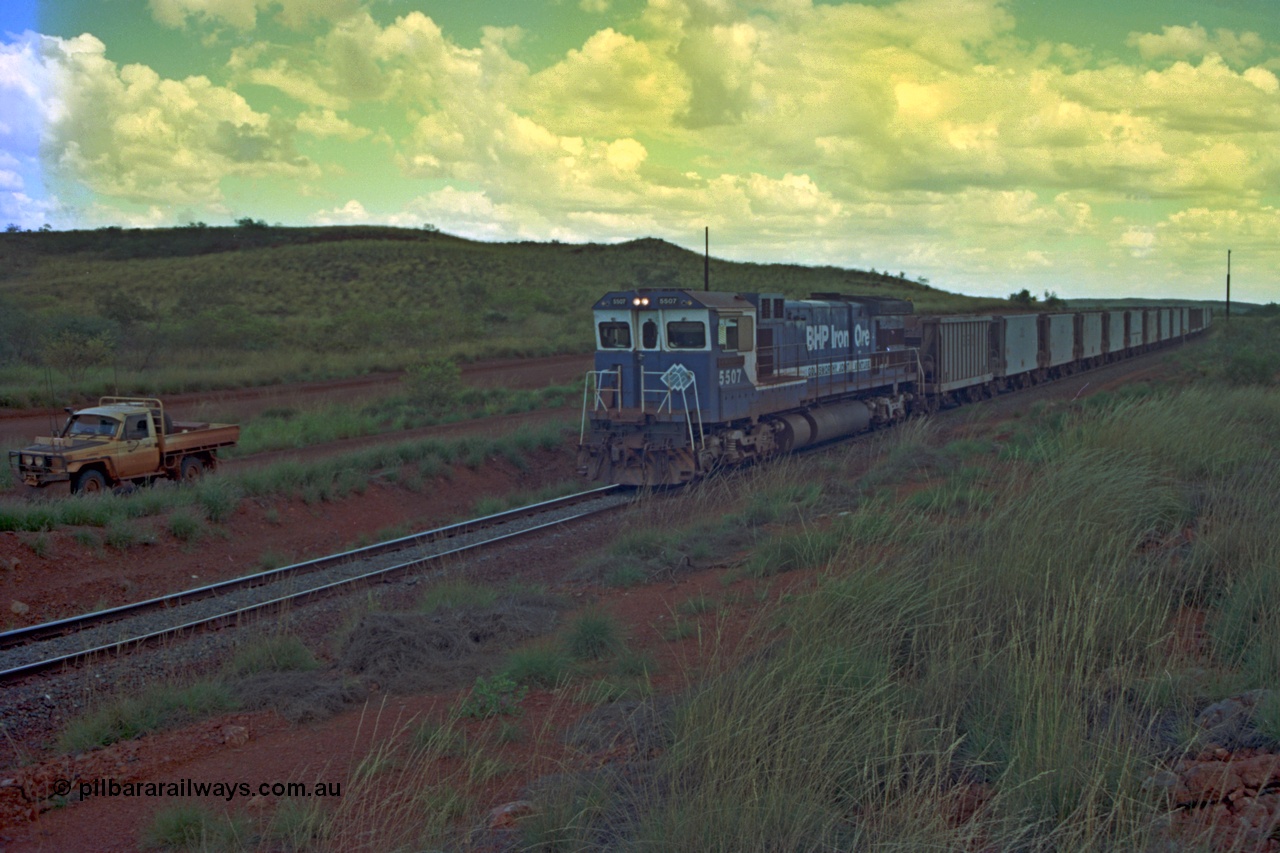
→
(503, 644, 574, 689)
(469, 479, 582, 519)
(563, 610, 625, 661)
(223, 635, 318, 677)
(266, 799, 329, 852)
(142, 803, 250, 851)
(602, 564, 649, 588)
(562, 333, 1280, 850)
(411, 720, 468, 757)
(0, 423, 573, 536)
(419, 579, 500, 614)
(0, 225, 998, 407)
(59, 681, 237, 753)
(102, 517, 154, 550)
(225, 383, 579, 458)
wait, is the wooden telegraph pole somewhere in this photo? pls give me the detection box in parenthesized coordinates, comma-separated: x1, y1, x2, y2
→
(1226, 249, 1231, 326)
(704, 227, 710, 292)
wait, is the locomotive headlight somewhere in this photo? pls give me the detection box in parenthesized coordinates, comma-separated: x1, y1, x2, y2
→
(641, 297, 650, 305)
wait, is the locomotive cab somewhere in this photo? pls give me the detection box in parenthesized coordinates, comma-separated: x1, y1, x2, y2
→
(583, 290, 764, 484)
(581, 288, 919, 485)
(588, 290, 756, 424)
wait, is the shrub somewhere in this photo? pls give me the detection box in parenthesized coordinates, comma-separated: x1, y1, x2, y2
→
(460, 674, 527, 719)
(404, 357, 461, 412)
(564, 611, 624, 660)
(504, 645, 573, 688)
(225, 635, 318, 677)
(166, 509, 205, 543)
(419, 580, 499, 614)
(59, 681, 236, 752)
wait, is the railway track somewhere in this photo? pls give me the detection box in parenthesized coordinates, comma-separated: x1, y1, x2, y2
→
(0, 485, 630, 682)
(0, 342, 1193, 685)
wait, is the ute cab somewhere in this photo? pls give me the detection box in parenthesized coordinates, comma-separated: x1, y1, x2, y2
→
(10, 397, 239, 494)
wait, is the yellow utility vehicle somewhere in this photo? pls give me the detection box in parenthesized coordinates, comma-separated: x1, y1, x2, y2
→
(9, 397, 240, 494)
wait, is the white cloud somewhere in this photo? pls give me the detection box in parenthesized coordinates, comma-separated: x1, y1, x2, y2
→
(295, 108, 368, 140)
(1127, 23, 1264, 66)
(24, 32, 316, 207)
(312, 198, 369, 224)
(1118, 226, 1157, 258)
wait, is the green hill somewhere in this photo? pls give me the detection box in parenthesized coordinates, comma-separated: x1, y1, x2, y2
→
(0, 225, 1002, 405)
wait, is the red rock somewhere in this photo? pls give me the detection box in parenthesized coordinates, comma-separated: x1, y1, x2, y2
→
(221, 725, 249, 747)
(1178, 763, 1243, 805)
(1236, 754, 1280, 791)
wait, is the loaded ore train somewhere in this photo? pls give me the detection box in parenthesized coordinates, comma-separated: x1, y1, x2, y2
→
(577, 290, 1211, 486)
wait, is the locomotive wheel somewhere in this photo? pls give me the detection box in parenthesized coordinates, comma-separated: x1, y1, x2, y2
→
(72, 469, 107, 495)
(179, 456, 205, 484)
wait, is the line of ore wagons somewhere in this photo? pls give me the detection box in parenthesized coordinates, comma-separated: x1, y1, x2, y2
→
(907, 305, 1212, 399)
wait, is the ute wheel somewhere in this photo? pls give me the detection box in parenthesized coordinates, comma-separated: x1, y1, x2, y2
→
(72, 469, 107, 495)
(179, 456, 205, 484)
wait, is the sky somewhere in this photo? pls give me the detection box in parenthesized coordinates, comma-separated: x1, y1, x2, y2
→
(1, 0, 1277, 302)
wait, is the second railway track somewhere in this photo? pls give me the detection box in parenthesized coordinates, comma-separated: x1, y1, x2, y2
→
(0, 485, 630, 681)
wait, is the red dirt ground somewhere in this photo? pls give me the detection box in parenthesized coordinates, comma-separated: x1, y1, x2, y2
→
(2, 343, 1260, 851)
(0, 438, 577, 630)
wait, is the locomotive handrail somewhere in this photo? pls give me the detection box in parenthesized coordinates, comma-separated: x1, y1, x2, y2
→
(581, 368, 623, 443)
(579, 367, 705, 453)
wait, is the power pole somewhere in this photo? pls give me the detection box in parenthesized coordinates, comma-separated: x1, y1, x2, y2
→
(1226, 249, 1231, 326)
(704, 227, 710, 292)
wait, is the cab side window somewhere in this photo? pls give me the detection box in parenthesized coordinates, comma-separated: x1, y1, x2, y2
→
(125, 415, 149, 440)
(666, 321, 706, 349)
(717, 317, 754, 352)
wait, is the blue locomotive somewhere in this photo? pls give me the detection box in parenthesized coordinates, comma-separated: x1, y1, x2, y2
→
(578, 290, 1210, 485)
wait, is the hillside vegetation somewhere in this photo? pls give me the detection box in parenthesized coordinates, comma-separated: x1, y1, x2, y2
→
(0, 225, 1001, 406)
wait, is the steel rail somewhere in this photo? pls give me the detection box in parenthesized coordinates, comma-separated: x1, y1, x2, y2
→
(0, 485, 625, 680)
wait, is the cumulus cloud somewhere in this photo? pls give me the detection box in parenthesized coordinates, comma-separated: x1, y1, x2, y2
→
(22, 32, 315, 207)
(524, 28, 687, 136)
(295, 108, 368, 140)
(1127, 23, 1265, 66)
